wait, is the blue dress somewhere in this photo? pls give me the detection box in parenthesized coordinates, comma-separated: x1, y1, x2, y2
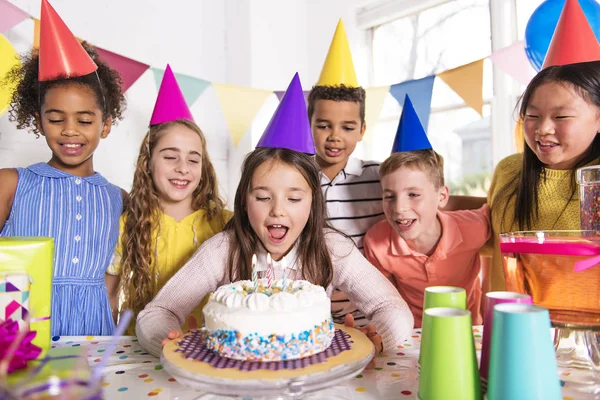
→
(0, 163, 122, 336)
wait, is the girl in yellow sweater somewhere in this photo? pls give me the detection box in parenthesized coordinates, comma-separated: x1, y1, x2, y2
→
(487, 60, 600, 291)
(106, 66, 231, 333)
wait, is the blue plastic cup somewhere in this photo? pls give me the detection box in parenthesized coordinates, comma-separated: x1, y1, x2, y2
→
(486, 303, 561, 400)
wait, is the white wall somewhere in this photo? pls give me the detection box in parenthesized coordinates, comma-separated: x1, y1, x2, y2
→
(0, 0, 373, 206)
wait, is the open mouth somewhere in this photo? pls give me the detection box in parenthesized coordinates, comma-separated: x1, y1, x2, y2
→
(395, 219, 416, 231)
(325, 147, 343, 158)
(537, 140, 559, 151)
(267, 224, 289, 244)
(59, 143, 84, 155)
(169, 179, 190, 189)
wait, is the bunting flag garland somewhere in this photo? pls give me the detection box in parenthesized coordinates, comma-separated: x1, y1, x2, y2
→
(489, 41, 536, 86)
(33, 17, 40, 49)
(96, 47, 149, 93)
(0, 1, 556, 145)
(0, 0, 29, 34)
(213, 84, 272, 146)
(389, 76, 435, 132)
(437, 59, 484, 116)
(364, 85, 390, 140)
(274, 90, 309, 104)
(151, 67, 211, 106)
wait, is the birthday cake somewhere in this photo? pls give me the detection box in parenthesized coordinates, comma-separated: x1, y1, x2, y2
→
(202, 278, 334, 362)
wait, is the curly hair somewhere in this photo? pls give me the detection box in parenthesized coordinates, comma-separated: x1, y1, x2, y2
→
(5, 41, 126, 137)
(119, 119, 226, 318)
(307, 84, 366, 125)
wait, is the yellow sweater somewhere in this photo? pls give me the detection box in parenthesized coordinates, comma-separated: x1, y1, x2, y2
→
(487, 153, 584, 292)
(111, 208, 233, 334)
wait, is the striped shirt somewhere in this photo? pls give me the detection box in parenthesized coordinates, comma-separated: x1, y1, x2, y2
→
(0, 163, 122, 336)
(321, 158, 386, 326)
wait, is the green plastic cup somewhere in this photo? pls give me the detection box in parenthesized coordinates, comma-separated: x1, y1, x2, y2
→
(423, 286, 467, 310)
(418, 308, 481, 400)
(419, 286, 467, 372)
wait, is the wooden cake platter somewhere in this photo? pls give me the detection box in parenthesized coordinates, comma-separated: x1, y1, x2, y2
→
(161, 324, 374, 398)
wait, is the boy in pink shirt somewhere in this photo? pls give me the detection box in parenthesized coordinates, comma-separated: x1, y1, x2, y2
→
(364, 95, 490, 328)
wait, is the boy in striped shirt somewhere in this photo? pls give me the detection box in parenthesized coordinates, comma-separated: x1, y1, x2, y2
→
(308, 20, 386, 326)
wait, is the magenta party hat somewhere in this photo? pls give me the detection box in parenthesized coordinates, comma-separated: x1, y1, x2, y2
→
(256, 73, 315, 154)
(391, 94, 432, 153)
(150, 64, 194, 126)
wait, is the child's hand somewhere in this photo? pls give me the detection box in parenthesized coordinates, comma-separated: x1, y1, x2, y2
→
(160, 315, 198, 347)
(344, 314, 383, 369)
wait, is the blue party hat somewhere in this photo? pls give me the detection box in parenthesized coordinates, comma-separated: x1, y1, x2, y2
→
(391, 95, 432, 153)
(256, 73, 315, 154)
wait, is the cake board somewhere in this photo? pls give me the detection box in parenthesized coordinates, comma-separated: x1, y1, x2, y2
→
(161, 324, 374, 399)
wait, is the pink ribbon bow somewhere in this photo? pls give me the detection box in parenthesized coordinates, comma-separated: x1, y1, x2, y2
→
(0, 319, 42, 373)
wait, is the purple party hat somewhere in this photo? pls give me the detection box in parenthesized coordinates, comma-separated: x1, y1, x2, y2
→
(256, 73, 315, 154)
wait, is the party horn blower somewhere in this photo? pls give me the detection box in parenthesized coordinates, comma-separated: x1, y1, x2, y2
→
(418, 308, 481, 400)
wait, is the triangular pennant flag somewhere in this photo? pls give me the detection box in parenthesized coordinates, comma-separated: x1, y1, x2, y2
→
(274, 90, 309, 104)
(317, 19, 359, 87)
(0, 0, 30, 34)
(257, 73, 315, 154)
(389, 76, 435, 132)
(33, 17, 40, 49)
(543, 0, 600, 68)
(151, 67, 211, 106)
(391, 95, 432, 153)
(437, 60, 484, 116)
(150, 64, 194, 125)
(364, 85, 390, 140)
(0, 35, 20, 117)
(0, 281, 4, 292)
(95, 46, 149, 93)
(214, 84, 272, 146)
(489, 41, 536, 86)
(38, 0, 97, 81)
(23, 290, 30, 302)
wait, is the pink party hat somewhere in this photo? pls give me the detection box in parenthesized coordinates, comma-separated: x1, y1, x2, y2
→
(150, 64, 194, 126)
(256, 73, 315, 154)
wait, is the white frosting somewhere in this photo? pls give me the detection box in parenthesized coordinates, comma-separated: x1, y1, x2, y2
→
(203, 279, 331, 337)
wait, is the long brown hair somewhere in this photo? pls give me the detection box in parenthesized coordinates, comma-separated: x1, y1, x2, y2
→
(226, 147, 334, 288)
(119, 119, 226, 316)
(495, 61, 600, 230)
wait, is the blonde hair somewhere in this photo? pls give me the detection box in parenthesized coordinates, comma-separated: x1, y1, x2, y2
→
(380, 149, 445, 188)
(119, 119, 226, 317)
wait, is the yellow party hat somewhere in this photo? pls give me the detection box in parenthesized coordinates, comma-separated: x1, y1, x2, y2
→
(316, 19, 359, 87)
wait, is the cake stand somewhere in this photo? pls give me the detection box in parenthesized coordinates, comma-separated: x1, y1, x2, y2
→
(161, 324, 374, 400)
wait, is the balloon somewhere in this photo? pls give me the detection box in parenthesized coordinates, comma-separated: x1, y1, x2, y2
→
(0, 34, 20, 117)
(524, 0, 600, 71)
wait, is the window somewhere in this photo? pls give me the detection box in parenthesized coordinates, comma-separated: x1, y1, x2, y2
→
(361, 0, 499, 195)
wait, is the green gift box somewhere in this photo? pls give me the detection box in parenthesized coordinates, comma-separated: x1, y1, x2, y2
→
(0, 237, 54, 352)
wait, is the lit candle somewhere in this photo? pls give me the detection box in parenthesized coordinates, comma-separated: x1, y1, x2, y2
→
(266, 253, 273, 288)
(252, 254, 258, 292)
(282, 257, 287, 291)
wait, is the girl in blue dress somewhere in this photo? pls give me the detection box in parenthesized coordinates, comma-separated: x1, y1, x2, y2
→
(0, 4, 126, 336)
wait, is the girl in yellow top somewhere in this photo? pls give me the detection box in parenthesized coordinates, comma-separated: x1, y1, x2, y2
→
(106, 66, 232, 332)
(487, 60, 600, 291)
